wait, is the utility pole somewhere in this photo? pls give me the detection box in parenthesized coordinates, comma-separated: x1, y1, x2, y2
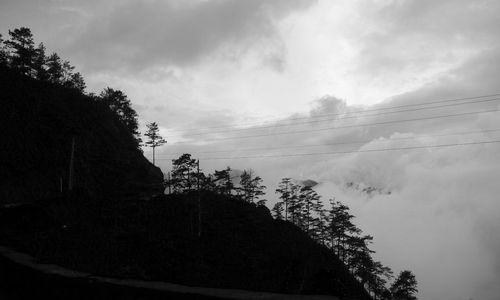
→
(197, 160, 202, 238)
(68, 135, 75, 191)
(167, 172, 171, 194)
(152, 145, 156, 166)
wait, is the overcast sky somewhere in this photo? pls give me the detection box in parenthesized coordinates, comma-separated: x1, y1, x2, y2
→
(2, 1, 500, 299)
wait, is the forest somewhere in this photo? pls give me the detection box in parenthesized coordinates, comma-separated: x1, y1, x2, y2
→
(0, 27, 418, 300)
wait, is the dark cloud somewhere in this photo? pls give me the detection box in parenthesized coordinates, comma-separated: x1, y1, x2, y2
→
(65, 0, 314, 73)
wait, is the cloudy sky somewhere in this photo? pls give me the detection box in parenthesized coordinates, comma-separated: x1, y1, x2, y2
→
(2, 0, 500, 299)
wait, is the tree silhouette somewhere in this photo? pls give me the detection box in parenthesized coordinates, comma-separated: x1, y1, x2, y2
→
(238, 169, 266, 204)
(0, 34, 7, 66)
(46, 52, 64, 83)
(214, 167, 233, 195)
(275, 177, 293, 221)
(327, 199, 360, 262)
(390, 270, 418, 300)
(169, 154, 198, 193)
(5, 27, 37, 76)
(144, 122, 166, 166)
(98, 88, 140, 144)
(32, 43, 49, 81)
(1, 27, 86, 93)
(310, 193, 327, 244)
(272, 202, 284, 220)
(66, 72, 86, 92)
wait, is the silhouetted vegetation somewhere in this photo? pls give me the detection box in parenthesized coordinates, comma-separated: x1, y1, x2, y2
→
(0, 27, 162, 203)
(161, 152, 417, 299)
(144, 122, 167, 165)
(0, 27, 141, 145)
(0, 26, 418, 300)
(1, 27, 85, 92)
(390, 271, 418, 300)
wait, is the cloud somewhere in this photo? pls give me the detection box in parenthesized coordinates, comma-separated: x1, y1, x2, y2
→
(65, 0, 314, 73)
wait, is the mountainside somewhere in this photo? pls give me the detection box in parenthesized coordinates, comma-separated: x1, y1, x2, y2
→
(0, 66, 373, 299)
(0, 192, 372, 300)
(0, 66, 163, 204)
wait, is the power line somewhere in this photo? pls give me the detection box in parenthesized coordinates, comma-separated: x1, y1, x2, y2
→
(166, 93, 500, 134)
(158, 128, 500, 156)
(168, 97, 500, 138)
(157, 140, 500, 161)
(171, 108, 500, 144)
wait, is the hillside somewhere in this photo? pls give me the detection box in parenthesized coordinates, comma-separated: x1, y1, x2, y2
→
(0, 65, 373, 299)
(0, 65, 163, 204)
(0, 192, 372, 300)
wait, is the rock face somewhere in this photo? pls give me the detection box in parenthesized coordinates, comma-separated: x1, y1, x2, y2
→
(0, 66, 163, 204)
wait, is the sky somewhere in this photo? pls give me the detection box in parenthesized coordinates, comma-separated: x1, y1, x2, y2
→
(2, 0, 500, 299)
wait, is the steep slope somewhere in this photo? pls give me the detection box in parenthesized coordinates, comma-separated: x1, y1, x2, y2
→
(0, 192, 372, 300)
(0, 66, 163, 204)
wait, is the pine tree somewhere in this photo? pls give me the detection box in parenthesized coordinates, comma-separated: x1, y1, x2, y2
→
(65, 72, 86, 92)
(46, 52, 64, 83)
(272, 202, 284, 220)
(310, 193, 327, 244)
(275, 178, 293, 221)
(326, 199, 360, 262)
(144, 122, 167, 166)
(98, 88, 140, 143)
(0, 34, 9, 66)
(298, 186, 316, 233)
(5, 27, 36, 76)
(239, 169, 266, 204)
(169, 154, 198, 193)
(287, 182, 302, 226)
(390, 270, 418, 300)
(32, 43, 49, 81)
(213, 166, 234, 195)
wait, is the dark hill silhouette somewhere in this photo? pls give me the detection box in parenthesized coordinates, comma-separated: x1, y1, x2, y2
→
(1, 192, 372, 300)
(0, 64, 372, 299)
(0, 65, 163, 204)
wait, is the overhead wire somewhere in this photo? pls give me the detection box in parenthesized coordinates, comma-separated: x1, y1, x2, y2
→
(150, 92, 500, 163)
(170, 108, 500, 143)
(157, 128, 500, 156)
(167, 97, 500, 138)
(156, 140, 500, 161)
(165, 93, 500, 134)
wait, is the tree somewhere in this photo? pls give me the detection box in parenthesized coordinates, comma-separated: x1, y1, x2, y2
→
(0, 34, 9, 66)
(239, 169, 266, 204)
(272, 202, 284, 220)
(390, 270, 418, 300)
(5, 27, 36, 75)
(144, 122, 167, 166)
(46, 52, 64, 83)
(169, 154, 198, 193)
(275, 178, 293, 221)
(310, 193, 327, 244)
(326, 199, 360, 262)
(32, 43, 49, 81)
(61, 60, 75, 83)
(98, 88, 140, 144)
(66, 72, 86, 92)
(213, 166, 234, 195)
(286, 182, 302, 226)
